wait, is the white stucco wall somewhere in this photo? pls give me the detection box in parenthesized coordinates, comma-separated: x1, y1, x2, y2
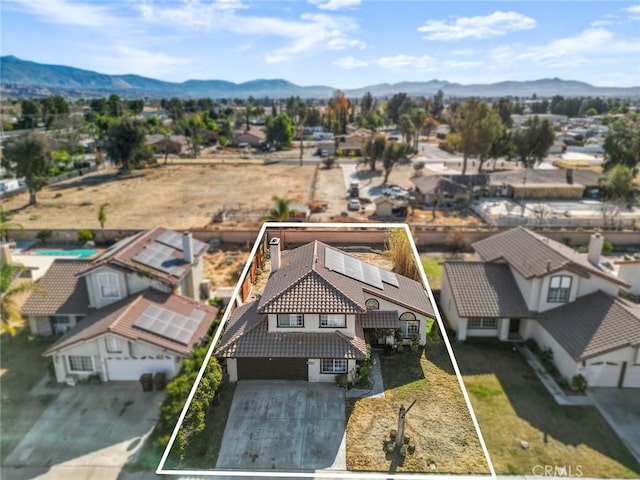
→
(364, 293, 431, 345)
(510, 268, 542, 312)
(574, 272, 620, 298)
(308, 358, 356, 383)
(617, 263, 640, 295)
(28, 314, 81, 336)
(439, 272, 465, 340)
(85, 266, 128, 309)
(126, 272, 169, 297)
(529, 321, 579, 381)
(267, 313, 356, 336)
(226, 358, 238, 382)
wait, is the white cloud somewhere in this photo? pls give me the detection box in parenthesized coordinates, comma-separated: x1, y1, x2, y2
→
(4, 0, 117, 27)
(91, 44, 190, 78)
(623, 5, 640, 14)
(490, 28, 640, 69)
(418, 11, 536, 41)
(334, 54, 437, 71)
(590, 20, 615, 27)
(308, 0, 361, 11)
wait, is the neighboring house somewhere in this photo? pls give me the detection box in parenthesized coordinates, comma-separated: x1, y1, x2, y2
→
(233, 127, 266, 147)
(216, 238, 435, 383)
(22, 227, 218, 383)
(440, 227, 640, 388)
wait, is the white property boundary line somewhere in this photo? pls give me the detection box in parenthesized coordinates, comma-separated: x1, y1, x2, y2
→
(157, 222, 497, 479)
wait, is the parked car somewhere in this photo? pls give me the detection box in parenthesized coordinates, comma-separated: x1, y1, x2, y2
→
(347, 181, 360, 198)
(347, 198, 360, 211)
(383, 186, 407, 197)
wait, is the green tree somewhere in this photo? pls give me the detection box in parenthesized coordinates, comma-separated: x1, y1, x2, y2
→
(1, 263, 46, 336)
(603, 118, 640, 173)
(385, 93, 412, 125)
(17, 99, 40, 129)
(2, 133, 51, 205)
(105, 118, 150, 173)
(410, 108, 427, 149)
(180, 114, 205, 157)
(265, 113, 294, 149)
(362, 133, 387, 172)
(265, 196, 292, 221)
(398, 113, 415, 145)
(0, 206, 23, 243)
(603, 164, 634, 204)
(451, 98, 504, 175)
(166, 97, 185, 123)
(107, 94, 123, 117)
(97, 203, 109, 242)
(512, 116, 554, 168)
(382, 141, 414, 184)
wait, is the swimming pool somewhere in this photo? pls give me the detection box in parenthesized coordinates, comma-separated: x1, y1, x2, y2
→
(31, 249, 99, 259)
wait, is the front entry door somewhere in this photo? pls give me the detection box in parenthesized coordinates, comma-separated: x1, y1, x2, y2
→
(509, 318, 521, 335)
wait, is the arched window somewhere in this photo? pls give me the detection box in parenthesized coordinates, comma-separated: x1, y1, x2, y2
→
(365, 298, 379, 310)
(399, 312, 419, 338)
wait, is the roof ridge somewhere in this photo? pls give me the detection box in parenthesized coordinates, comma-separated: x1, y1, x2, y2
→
(109, 291, 148, 331)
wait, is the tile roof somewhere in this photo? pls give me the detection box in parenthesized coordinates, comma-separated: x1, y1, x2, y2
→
(83, 226, 207, 286)
(44, 289, 217, 356)
(537, 291, 640, 361)
(216, 312, 367, 360)
(21, 259, 93, 316)
(444, 261, 531, 318)
(472, 227, 628, 287)
(359, 310, 400, 329)
(258, 241, 434, 317)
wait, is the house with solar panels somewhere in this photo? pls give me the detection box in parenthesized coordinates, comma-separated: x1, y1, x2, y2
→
(215, 237, 435, 382)
(21, 227, 218, 383)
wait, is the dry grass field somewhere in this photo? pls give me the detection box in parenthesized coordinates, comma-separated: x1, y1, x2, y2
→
(2, 163, 317, 230)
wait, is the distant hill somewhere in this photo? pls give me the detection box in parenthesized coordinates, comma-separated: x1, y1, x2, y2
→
(2, 55, 639, 99)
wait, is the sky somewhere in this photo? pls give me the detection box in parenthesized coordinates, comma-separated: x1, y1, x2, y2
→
(2, 0, 640, 88)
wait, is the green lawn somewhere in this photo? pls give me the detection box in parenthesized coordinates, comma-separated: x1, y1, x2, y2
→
(0, 329, 59, 462)
(455, 341, 640, 477)
(420, 256, 444, 290)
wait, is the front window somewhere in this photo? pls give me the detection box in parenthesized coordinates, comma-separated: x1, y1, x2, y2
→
(68, 355, 94, 372)
(277, 314, 304, 327)
(548, 275, 572, 303)
(399, 312, 419, 338)
(468, 318, 497, 329)
(50, 316, 71, 334)
(98, 272, 120, 299)
(105, 336, 122, 353)
(321, 358, 347, 374)
(320, 314, 346, 328)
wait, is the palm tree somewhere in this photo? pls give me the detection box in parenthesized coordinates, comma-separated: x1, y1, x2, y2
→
(1, 263, 46, 336)
(97, 202, 110, 242)
(0, 206, 23, 243)
(264, 196, 292, 221)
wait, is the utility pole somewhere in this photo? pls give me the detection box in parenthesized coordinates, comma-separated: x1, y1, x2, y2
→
(395, 400, 416, 449)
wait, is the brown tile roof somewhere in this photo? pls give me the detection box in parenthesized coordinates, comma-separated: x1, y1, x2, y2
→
(359, 310, 399, 329)
(216, 314, 367, 360)
(444, 261, 531, 318)
(44, 289, 217, 356)
(258, 241, 434, 317)
(83, 226, 207, 287)
(537, 291, 640, 361)
(472, 227, 629, 287)
(21, 259, 93, 316)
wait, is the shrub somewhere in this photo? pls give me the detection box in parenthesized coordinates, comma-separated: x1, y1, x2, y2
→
(602, 240, 613, 254)
(36, 229, 52, 244)
(409, 333, 421, 351)
(571, 374, 588, 393)
(77, 229, 94, 243)
(322, 156, 336, 169)
(335, 373, 348, 387)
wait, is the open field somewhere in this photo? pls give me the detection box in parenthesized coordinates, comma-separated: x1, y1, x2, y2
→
(2, 163, 317, 230)
(455, 341, 640, 477)
(346, 337, 489, 474)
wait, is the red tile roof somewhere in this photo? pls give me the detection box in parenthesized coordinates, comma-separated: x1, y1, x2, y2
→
(44, 289, 218, 356)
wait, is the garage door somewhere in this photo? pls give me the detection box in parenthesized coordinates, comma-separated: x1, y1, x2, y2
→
(106, 358, 175, 381)
(237, 358, 308, 380)
(586, 362, 620, 388)
(622, 364, 640, 388)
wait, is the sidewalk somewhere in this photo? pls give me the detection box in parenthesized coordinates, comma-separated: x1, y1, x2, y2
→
(516, 345, 593, 406)
(346, 350, 385, 399)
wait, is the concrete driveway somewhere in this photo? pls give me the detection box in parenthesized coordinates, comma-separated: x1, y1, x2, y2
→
(3, 382, 164, 477)
(588, 388, 640, 464)
(216, 380, 346, 472)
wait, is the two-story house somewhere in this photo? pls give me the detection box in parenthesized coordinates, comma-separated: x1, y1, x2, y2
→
(21, 226, 218, 383)
(215, 238, 435, 382)
(440, 227, 640, 388)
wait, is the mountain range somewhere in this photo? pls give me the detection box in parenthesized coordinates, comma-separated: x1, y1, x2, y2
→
(2, 55, 639, 99)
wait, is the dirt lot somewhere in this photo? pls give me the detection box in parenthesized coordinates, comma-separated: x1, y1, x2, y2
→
(3, 163, 317, 230)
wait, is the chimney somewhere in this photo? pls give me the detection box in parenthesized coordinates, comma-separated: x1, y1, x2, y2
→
(182, 232, 194, 264)
(270, 237, 281, 272)
(566, 168, 573, 185)
(587, 232, 603, 266)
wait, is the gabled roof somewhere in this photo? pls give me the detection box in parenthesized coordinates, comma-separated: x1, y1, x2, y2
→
(444, 261, 531, 318)
(215, 302, 367, 359)
(472, 227, 629, 287)
(258, 241, 434, 316)
(83, 226, 207, 286)
(22, 259, 93, 316)
(537, 291, 640, 361)
(44, 289, 217, 356)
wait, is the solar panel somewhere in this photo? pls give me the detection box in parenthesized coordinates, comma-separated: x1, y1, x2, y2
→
(133, 304, 206, 346)
(156, 230, 184, 251)
(324, 248, 385, 289)
(379, 269, 400, 287)
(132, 242, 188, 277)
